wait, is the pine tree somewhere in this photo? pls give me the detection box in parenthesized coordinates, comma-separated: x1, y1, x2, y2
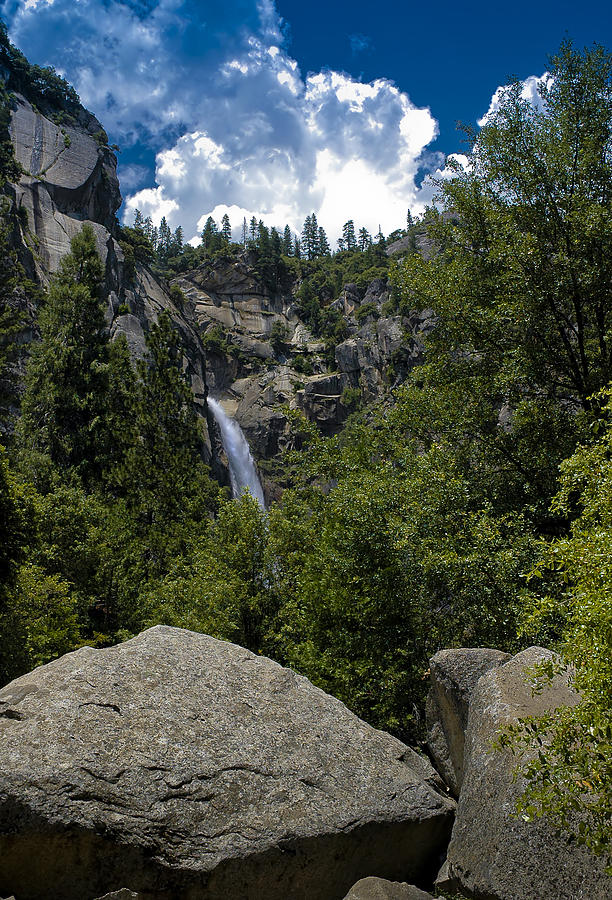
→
(242, 217, 248, 247)
(157, 217, 172, 261)
(282, 225, 293, 256)
(318, 227, 331, 256)
(133, 209, 144, 232)
(121, 312, 210, 528)
(358, 227, 372, 251)
(249, 216, 258, 243)
(17, 225, 109, 483)
(256, 221, 275, 290)
(301, 213, 320, 260)
(201, 216, 218, 250)
(342, 220, 357, 251)
(143, 216, 155, 245)
(173, 225, 183, 253)
(221, 213, 232, 243)
(270, 228, 282, 285)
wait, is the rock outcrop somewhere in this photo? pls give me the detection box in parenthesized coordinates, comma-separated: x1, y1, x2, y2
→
(0, 626, 455, 900)
(4, 82, 213, 453)
(426, 648, 510, 797)
(343, 878, 436, 899)
(8, 92, 120, 289)
(439, 647, 610, 900)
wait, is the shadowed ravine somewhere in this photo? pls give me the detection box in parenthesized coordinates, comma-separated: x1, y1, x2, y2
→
(208, 397, 266, 509)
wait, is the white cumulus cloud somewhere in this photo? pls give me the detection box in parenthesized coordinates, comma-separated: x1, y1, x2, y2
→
(478, 73, 551, 127)
(125, 45, 439, 244)
(5, 0, 441, 243)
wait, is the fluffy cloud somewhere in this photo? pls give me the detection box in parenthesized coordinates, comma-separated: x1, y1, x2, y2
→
(121, 22, 439, 243)
(477, 73, 550, 127)
(4, 0, 440, 243)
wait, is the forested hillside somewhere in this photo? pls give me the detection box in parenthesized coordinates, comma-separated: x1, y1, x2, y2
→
(0, 28, 610, 870)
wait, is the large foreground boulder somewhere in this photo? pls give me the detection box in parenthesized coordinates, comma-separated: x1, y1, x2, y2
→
(443, 647, 610, 899)
(0, 627, 454, 900)
(426, 648, 510, 796)
(343, 877, 436, 899)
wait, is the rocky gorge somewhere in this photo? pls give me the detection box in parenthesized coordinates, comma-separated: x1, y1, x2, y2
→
(0, 33, 610, 900)
(1, 51, 431, 498)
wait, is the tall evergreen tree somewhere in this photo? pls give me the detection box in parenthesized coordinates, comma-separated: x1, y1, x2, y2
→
(17, 225, 109, 483)
(201, 216, 218, 250)
(301, 213, 320, 260)
(342, 220, 357, 251)
(358, 227, 372, 251)
(318, 226, 331, 256)
(120, 312, 212, 529)
(171, 225, 183, 255)
(221, 213, 232, 243)
(282, 225, 293, 256)
(157, 216, 172, 261)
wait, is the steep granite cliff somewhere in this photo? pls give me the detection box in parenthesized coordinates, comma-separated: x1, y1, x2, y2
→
(1, 49, 214, 457)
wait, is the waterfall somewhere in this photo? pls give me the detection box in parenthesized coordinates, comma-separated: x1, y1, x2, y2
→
(207, 397, 266, 509)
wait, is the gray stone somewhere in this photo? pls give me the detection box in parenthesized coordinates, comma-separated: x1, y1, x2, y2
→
(445, 647, 610, 899)
(94, 892, 141, 900)
(0, 627, 454, 900)
(426, 648, 510, 795)
(342, 878, 435, 899)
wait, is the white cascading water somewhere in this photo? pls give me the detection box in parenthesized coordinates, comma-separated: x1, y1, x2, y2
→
(207, 397, 266, 509)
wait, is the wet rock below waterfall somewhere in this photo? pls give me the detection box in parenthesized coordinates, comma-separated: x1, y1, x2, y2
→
(0, 627, 454, 900)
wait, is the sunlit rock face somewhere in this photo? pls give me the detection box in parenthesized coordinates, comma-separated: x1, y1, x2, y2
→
(5, 83, 213, 454)
(9, 93, 121, 282)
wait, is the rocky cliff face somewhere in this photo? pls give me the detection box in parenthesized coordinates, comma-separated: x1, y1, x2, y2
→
(3, 80, 214, 457)
(2, 55, 430, 491)
(173, 254, 432, 496)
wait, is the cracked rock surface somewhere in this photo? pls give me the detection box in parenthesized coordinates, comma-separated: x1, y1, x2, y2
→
(0, 627, 454, 900)
(444, 647, 610, 900)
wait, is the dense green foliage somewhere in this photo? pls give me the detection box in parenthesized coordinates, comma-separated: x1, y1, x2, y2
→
(0, 227, 221, 682)
(499, 396, 612, 871)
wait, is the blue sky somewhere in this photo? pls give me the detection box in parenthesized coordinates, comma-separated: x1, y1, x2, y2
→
(3, 0, 612, 244)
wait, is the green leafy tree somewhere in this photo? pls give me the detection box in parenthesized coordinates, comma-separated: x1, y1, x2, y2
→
(145, 494, 271, 651)
(269, 319, 287, 354)
(396, 42, 612, 413)
(504, 393, 612, 871)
